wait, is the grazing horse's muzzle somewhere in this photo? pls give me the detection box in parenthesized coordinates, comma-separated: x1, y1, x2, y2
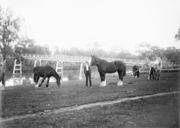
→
(57, 80, 61, 87)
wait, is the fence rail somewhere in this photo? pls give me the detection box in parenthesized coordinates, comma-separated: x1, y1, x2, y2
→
(22, 54, 146, 65)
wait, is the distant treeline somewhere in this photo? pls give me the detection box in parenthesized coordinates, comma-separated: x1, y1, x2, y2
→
(54, 46, 180, 65)
(14, 43, 180, 65)
(54, 47, 138, 59)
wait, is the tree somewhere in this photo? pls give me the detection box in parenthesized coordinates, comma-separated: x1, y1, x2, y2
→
(137, 42, 180, 64)
(15, 39, 51, 55)
(163, 47, 180, 64)
(0, 7, 21, 60)
(137, 43, 162, 60)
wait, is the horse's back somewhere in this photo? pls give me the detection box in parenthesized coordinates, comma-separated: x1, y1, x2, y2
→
(133, 65, 139, 71)
(33, 65, 55, 74)
(114, 61, 126, 69)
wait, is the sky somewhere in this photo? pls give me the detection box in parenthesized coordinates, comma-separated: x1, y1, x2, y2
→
(1, 0, 180, 54)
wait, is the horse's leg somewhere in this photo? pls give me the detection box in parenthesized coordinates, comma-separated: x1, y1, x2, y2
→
(34, 74, 38, 83)
(137, 71, 140, 78)
(99, 72, 106, 87)
(134, 70, 137, 78)
(157, 70, 160, 80)
(133, 72, 135, 78)
(154, 71, 156, 80)
(46, 77, 50, 87)
(148, 67, 152, 80)
(89, 72, 92, 87)
(85, 73, 88, 87)
(2, 73, 5, 87)
(151, 72, 154, 80)
(34, 75, 40, 88)
(39, 76, 46, 87)
(117, 70, 123, 86)
(153, 71, 156, 80)
(149, 68, 153, 80)
(135, 72, 137, 78)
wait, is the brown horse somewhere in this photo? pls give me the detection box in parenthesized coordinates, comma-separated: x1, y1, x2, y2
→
(90, 55, 126, 86)
(132, 65, 140, 78)
(33, 65, 61, 88)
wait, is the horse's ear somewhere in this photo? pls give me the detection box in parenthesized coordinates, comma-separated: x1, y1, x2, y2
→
(90, 54, 94, 58)
(91, 54, 96, 57)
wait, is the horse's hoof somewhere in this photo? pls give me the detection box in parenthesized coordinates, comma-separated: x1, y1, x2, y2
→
(35, 84, 39, 88)
(117, 80, 123, 86)
(100, 81, 107, 87)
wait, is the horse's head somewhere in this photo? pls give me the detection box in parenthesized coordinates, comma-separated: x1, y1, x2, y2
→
(90, 55, 98, 66)
(56, 74, 61, 87)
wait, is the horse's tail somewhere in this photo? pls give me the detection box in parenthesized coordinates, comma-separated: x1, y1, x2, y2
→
(123, 64, 126, 76)
(53, 71, 61, 87)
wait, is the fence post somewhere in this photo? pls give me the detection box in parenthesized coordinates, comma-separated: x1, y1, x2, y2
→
(56, 61, 63, 78)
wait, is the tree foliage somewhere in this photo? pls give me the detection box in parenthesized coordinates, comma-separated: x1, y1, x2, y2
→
(0, 7, 21, 60)
(137, 43, 180, 64)
(15, 38, 50, 55)
(163, 47, 180, 64)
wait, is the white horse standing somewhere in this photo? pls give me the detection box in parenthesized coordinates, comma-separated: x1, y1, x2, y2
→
(147, 57, 162, 80)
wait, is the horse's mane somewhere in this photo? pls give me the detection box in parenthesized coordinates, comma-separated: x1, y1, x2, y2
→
(92, 55, 109, 63)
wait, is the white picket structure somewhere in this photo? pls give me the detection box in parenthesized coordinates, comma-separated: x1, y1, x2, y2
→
(56, 61, 63, 77)
(21, 54, 146, 80)
(22, 54, 145, 65)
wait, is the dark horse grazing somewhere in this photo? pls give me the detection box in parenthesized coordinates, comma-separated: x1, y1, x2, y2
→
(33, 65, 61, 87)
(90, 55, 126, 86)
(132, 65, 140, 78)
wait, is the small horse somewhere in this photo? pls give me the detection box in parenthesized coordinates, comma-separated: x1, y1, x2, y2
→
(33, 65, 61, 87)
(132, 65, 140, 78)
(148, 57, 162, 80)
(90, 55, 126, 86)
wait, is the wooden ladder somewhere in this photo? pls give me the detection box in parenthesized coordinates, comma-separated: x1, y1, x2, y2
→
(13, 59, 23, 85)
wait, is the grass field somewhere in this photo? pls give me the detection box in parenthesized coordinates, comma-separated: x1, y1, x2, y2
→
(0, 72, 179, 128)
(2, 93, 179, 128)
